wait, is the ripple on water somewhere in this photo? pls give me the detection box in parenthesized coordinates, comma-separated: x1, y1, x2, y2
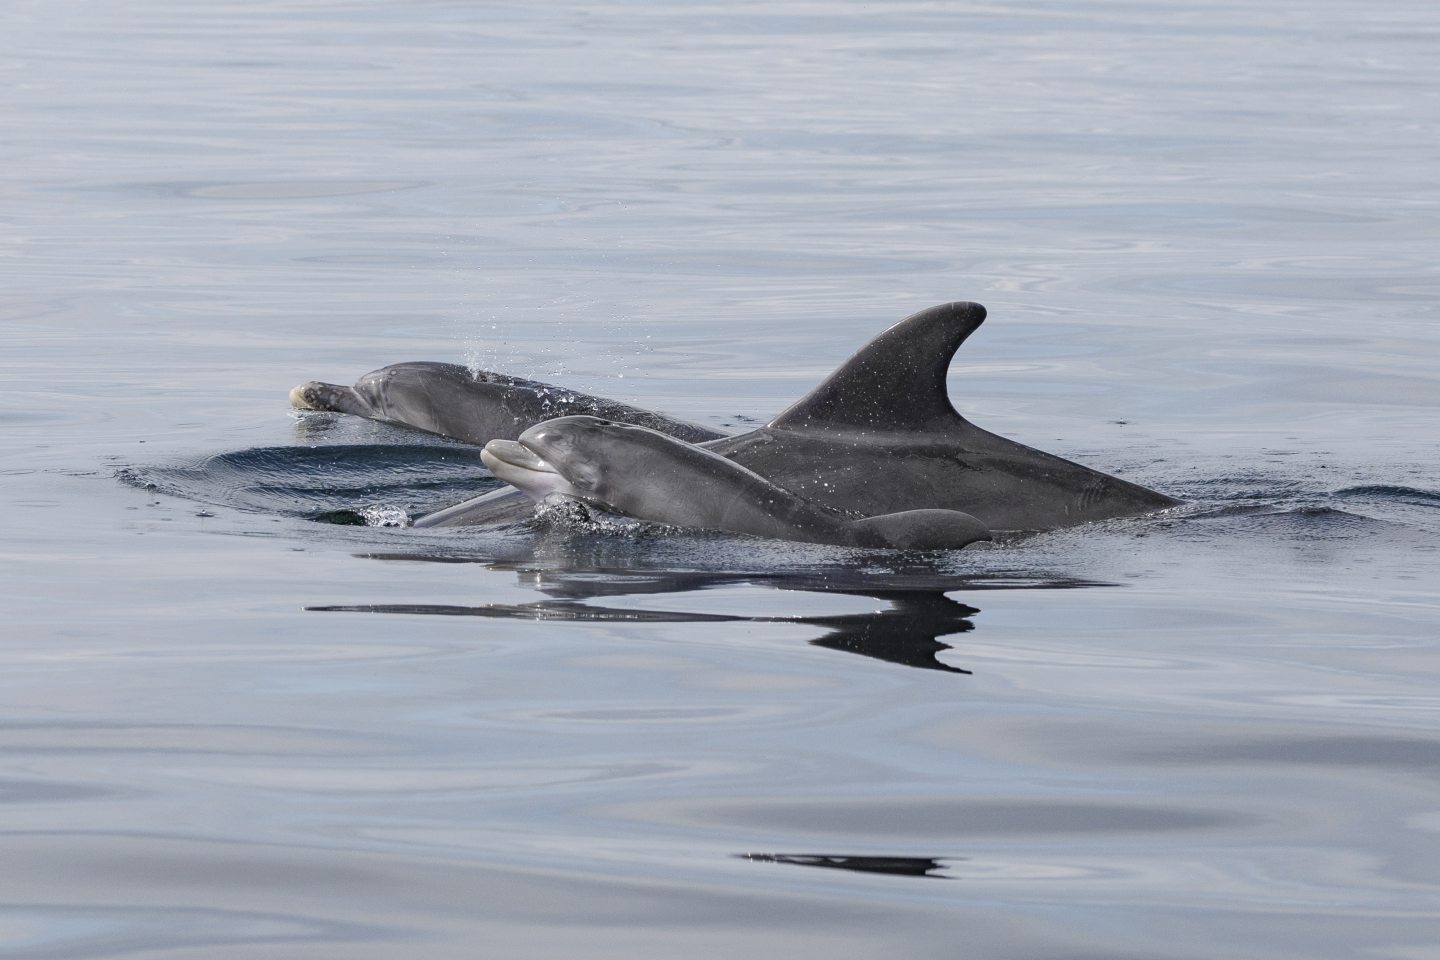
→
(605, 795, 1253, 841)
(116, 444, 499, 518)
(0, 904, 392, 959)
(97, 179, 429, 200)
(1333, 484, 1440, 507)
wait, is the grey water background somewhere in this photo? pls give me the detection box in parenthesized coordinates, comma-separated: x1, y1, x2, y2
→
(3, 0, 1439, 957)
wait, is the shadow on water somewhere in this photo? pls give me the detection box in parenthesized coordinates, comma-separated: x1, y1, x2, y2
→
(311, 584, 982, 674)
(739, 853, 953, 879)
(310, 555, 1110, 675)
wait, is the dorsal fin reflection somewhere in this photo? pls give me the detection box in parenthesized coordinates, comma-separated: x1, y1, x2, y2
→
(740, 853, 953, 878)
(310, 554, 1114, 676)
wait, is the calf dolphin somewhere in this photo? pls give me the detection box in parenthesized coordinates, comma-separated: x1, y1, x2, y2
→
(292, 302, 1180, 531)
(482, 415, 993, 550)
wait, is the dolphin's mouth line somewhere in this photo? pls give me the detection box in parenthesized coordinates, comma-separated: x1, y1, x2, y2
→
(481, 439, 559, 475)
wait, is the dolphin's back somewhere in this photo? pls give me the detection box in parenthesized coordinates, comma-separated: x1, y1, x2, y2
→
(706, 302, 1178, 531)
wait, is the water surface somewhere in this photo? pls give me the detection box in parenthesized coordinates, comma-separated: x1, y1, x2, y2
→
(3, 1, 1439, 958)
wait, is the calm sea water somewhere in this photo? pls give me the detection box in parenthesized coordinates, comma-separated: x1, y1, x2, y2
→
(4, 1, 1439, 957)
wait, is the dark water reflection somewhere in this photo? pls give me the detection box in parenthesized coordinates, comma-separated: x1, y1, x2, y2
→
(308, 554, 1120, 674)
(312, 573, 982, 675)
(741, 853, 952, 879)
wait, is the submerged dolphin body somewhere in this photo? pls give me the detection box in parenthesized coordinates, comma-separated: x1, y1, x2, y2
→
(483, 416, 993, 550)
(291, 302, 1180, 532)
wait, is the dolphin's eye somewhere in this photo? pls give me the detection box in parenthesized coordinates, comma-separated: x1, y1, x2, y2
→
(593, 419, 612, 426)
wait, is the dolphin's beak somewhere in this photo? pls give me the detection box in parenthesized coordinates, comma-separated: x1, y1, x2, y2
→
(481, 439, 559, 474)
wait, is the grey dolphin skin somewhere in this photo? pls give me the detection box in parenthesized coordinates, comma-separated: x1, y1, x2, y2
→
(483, 416, 993, 550)
(290, 364, 719, 448)
(292, 302, 1180, 533)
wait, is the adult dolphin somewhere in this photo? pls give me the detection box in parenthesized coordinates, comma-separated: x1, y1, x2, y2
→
(291, 302, 1180, 531)
(483, 415, 993, 550)
(291, 364, 719, 448)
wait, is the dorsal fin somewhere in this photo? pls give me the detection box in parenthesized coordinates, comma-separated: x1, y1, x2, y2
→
(768, 301, 986, 433)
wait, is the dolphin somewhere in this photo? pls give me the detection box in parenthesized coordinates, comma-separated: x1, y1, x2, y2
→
(481, 415, 993, 550)
(290, 302, 1180, 531)
(290, 363, 720, 448)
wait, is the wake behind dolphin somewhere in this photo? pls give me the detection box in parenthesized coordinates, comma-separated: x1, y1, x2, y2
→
(291, 302, 1181, 541)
